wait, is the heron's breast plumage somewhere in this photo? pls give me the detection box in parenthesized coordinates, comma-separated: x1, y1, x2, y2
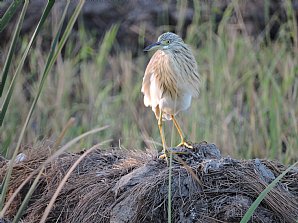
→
(142, 47, 200, 119)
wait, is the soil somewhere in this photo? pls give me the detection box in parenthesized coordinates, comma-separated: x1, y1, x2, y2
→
(0, 141, 298, 223)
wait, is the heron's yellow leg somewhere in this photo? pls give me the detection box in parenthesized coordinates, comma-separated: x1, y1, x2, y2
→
(171, 115, 193, 149)
(158, 110, 167, 157)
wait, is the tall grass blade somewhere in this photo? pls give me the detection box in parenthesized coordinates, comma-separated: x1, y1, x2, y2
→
(217, 1, 234, 35)
(167, 153, 173, 223)
(269, 94, 278, 159)
(240, 161, 298, 223)
(0, 0, 23, 32)
(0, 0, 29, 210)
(285, 0, 298, 51)
(0, 0, 55, 125)
(0, 0, 71, 210)
(0, 0, 27, 98)
(96, 23, 119, 75)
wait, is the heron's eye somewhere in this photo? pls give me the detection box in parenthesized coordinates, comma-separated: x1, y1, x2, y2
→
(162, 40, 171, 45)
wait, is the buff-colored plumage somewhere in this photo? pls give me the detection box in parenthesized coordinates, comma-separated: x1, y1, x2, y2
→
(142, 32, 200, 157)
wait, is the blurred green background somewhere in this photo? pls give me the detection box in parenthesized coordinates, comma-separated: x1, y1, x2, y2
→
(0, 0, 297, 164)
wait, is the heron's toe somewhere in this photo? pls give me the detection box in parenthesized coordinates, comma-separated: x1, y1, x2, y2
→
(159, 153, 167, 159)
(177, 141, 193, 149)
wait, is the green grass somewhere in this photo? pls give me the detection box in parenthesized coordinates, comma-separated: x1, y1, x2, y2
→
(1, 2, 297, 164)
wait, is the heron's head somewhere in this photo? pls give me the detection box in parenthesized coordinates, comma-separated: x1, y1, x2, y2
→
(144, 32, 184, 52)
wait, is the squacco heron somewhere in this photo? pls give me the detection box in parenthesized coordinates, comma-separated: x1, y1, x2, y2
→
(142, 32, 200, 157)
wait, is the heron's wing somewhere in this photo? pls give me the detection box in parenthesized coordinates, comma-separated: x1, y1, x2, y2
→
(169, 49, 200, 98)
(142, 61, 153, 107)
(142, 51, 164, 107)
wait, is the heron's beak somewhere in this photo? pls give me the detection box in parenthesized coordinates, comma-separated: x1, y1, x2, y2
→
(144, 42, 161, 52)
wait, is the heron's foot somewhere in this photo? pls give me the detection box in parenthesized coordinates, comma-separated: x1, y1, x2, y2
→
(176, 140, 193, 149)
(159, 153, 168, 160)
(158, 147, 191, 160)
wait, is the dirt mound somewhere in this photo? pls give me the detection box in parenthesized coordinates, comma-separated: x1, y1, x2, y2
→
(1, 141, 298, 222)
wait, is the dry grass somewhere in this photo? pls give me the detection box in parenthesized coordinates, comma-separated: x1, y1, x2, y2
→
(1, 141, 298, 222)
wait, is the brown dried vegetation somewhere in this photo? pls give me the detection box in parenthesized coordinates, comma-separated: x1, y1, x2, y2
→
(1, 142, 298, 222)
